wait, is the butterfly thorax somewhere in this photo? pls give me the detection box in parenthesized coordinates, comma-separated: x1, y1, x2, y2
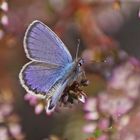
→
(58, 58, 84, 84)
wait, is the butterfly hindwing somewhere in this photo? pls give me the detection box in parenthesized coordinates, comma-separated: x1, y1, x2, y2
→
(19, 61, 64, 97)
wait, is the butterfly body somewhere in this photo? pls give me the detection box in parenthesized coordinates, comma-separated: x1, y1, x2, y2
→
(47, 59, 83, 110)
(19, 20, 85, 113)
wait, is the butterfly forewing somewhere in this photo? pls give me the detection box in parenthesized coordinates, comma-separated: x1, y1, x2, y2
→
(24, 20, 72, 65)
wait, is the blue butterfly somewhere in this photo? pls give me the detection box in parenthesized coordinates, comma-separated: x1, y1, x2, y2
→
(19, 20, 86, 114)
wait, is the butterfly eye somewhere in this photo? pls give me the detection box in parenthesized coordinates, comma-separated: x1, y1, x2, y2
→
(78, 62, 82, 67)
(78, 58, 84, 67)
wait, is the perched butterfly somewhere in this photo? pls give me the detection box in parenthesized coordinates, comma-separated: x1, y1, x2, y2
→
(19, 20, 87, 114)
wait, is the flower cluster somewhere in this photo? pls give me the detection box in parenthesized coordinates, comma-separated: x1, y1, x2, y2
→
(0, 0, 8, 39)
(83, 54, 140, 139)
(24, 79, 89, 115)
(0, 89, 25, 140)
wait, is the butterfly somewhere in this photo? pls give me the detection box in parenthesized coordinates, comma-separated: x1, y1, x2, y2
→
(19, 20, 86, 114)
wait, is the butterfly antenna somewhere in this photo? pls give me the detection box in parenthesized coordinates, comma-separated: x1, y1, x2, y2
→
(76, 39, 80, 61)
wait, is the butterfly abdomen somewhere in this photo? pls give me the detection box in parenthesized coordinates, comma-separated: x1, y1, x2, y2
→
(46, 79, 68, 111)
(47, 80, 61, 96)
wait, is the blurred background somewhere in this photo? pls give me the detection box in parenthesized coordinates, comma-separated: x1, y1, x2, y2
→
(1, 0, 140, 140)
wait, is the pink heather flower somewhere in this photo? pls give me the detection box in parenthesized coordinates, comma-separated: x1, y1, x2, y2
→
(138, 8, 140, 18)
(125, 74, 140, 99)
(0, 127, 8, 140)
(1, 104, 13, 116)
(1, 15, 8, 26)
(24, 93, 31, 101)
(116, 112, 140, 139)
(129, 57, 140, 67)
(84, 98, 97, 112)
(35, 103, 44, 115)
(1, 1, 8, 12)
(9, 123, 22, 138)
(118, 115, 130, 130)
(97, 134, 108, 140)
(98, 119, 109, 130)
(112, 97, 133, 117)
(109, 62, 133, 89)
(122, 133, 136, 140)
(83, 123, 97, 133)
(29, 97, 38, 106)
(99, 93, 133, 117)
(85, 112, 99, 121)
(24, 94, 38, 106)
